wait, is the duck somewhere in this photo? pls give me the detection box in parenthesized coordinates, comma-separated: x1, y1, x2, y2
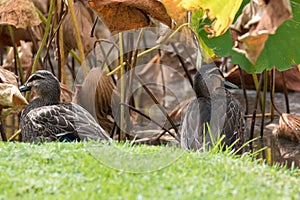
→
(181, 63, 247, 152)
(19, 70, 110, 142)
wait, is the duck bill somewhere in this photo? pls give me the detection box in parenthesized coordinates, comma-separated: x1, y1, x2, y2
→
(224, 80, 239, 89)
(19, 84, 31, 92)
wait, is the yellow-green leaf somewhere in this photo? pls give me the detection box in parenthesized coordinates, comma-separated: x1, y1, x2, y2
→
(163, 0, 243, 37)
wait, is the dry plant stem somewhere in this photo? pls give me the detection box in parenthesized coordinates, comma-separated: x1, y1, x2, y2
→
(66, 62, 76, 80)
(124, 33, 133, 94)
(133, 128, 179, 144)
(265, 147, 272, 166)
(137, 23, 189, 58)
(124, 31, 143, 130)
(119, 32, 126, 141)
(270, 67, 276, 121)
(8, 129, 21, 142)
(245, 113, 275, 118)
(57, 0, 66, 84)
(31, 0, 55, 73)
(182, 44, 196, 67)
(28, 0, 55, 99)
(94, 39, 120, 74)
(135, 75, 178, 133)
(252, 73, 263, 111)
(269, 80, 283, 116)
(48, 4, 68, 46)
(250, 72, 264, 147)
(131, 29, 145, 69)
(281, 71, 290, 113)
(110, 122, 117, 138)
(0, 119, 7, 142)
(170, 42, 193, 87)
(67, 0, 88, 77)
(35, 7, 47, 24)
(260, 70, 268, 138)
(55, 2, 61, 80)
(158, 52, 166, 106)
(120, 103, 179, 141)
(44, 2, 68, 66)
(8, 25, 24, 84)
(71, 56, 75, 75)
(47, 55, 55, 75)
(123, 34, 134, 136)
(126, 29, 145, 104)
(94, 39, 118, 84)
(56, 27, 63, 81)
(31, 3, 57, 91)
(90, 17, 98, 37)
(27, 27, 39, 55)
(70, 49, 81, 64)
(238, 65, 248, 115)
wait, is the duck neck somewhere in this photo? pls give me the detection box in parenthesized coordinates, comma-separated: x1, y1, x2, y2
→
(22, 97, 59, 117)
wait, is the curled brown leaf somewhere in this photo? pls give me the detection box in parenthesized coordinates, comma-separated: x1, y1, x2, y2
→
(0, 83, 28, 118)
(74, 68, 115, 133)
(88, 0, 172, 32)
(0, 66, 18, 86)
(0, 0, 41, 29)
(63, 1, 97, 55)
(230, 0, 292, 64)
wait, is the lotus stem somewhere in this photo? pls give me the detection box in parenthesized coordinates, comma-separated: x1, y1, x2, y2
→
(31, 0, 55, 74)
(70, 49, 81, 64)
(281, 71, 290, 113)
(0, 119, 7, 142)
(35, 7, 47, 24)
(119, 103, 178, 140)
(119, 32, 126, 140)
(8, 129, 21, 142)
(249, 73, 264, 148)
(67, 0, 88, 77)
(260, 70, 267, 138)
(238, 66, 248, 115)
(8, 25, 24, 84)
(270, 67, 276, 121)
(26, 0, 55, 100)
(57, 0, 66, 84)
(107, 23, 189, 76)
(135, 74, 178, 133)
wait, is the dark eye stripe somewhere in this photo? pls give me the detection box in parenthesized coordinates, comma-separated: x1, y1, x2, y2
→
(28, 74, 45, 82)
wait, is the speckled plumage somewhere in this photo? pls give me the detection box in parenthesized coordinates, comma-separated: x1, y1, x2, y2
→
(181, 64, 246, 151)
(19, 70, 109, 142)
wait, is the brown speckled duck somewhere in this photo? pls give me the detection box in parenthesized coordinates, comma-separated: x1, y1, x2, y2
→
(19, 70, 110, 142)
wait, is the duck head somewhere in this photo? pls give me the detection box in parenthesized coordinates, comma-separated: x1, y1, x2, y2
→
(20, 70, 61, 103)
(193, 63, 238, 98)
(193, 63, 225, 98)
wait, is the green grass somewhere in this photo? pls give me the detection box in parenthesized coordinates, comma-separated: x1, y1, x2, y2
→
(1, 142, 300, 200)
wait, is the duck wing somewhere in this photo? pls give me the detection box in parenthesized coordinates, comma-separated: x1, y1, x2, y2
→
(211, 91, 246, 149)
(181, 92, 246, 151)
(21, 103, 109, 142)
(181, 98, 211, 150)
(60, 103, 110, 141)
